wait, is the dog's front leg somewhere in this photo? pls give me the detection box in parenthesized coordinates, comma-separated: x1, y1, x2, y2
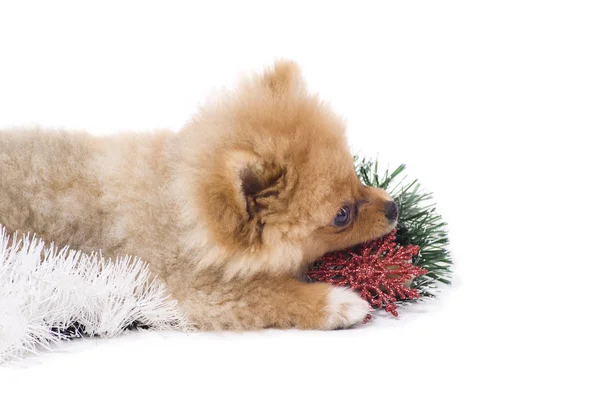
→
(170, 274, 370, 330)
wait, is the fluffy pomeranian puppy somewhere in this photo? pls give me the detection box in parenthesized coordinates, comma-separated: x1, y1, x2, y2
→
(0, 61, 398, 330)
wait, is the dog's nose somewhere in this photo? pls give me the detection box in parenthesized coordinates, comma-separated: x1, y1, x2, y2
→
(384, 201, 398, 222)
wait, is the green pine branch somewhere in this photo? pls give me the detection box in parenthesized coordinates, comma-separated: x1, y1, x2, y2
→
(355, 157, 453, 298)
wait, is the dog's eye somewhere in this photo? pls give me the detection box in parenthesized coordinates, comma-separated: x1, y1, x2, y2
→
(333, 205, 351, 227)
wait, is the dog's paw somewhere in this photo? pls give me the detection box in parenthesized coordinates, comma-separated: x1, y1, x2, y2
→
(321, 286, 371, 329)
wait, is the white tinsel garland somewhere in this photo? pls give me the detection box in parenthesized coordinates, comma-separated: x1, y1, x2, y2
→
(0, 225, 188, 363)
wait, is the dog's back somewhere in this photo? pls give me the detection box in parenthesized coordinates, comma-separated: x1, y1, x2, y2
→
(0, 128, 178, 272)
(0, 129, 98, 245)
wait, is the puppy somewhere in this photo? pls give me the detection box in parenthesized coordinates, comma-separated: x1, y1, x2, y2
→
(0, 61, 398, 330)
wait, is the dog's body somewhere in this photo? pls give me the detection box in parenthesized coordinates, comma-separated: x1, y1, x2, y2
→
(0, 62, 397, 330)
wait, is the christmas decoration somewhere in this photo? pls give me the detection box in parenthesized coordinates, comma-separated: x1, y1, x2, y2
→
(308, 158, 452, 316)
(307, 230, 428, 317)
(0, 226, 188, 363)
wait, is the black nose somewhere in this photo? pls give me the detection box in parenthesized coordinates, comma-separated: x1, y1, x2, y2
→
(384, 201, 398, 222)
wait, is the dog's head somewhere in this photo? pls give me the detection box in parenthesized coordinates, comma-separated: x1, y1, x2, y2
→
(179, 61, 397, 278)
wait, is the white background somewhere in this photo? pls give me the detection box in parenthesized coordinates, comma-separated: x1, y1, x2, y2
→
(1, 1, 599, 397)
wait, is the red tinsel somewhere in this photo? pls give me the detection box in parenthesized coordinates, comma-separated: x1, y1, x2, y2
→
(307, 231, 427, 318)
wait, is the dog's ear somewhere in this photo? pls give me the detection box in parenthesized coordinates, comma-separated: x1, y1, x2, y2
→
(261, 60, 305, 94)
(228, 150, 286, 218)
(240, 162, 282, 199)
(202, 149, 289, 246)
